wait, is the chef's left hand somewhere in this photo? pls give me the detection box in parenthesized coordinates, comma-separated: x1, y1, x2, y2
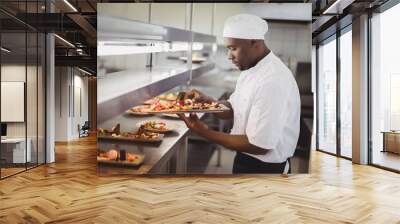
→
(177, 113, 208, 134)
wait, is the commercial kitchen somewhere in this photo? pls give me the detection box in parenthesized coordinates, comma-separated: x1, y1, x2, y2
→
(96, 3, 312, 175)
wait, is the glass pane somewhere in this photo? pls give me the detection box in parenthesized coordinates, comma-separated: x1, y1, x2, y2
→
(371, 3, 400, 171)
(340, 30, 352, 158)
(27, 31, 38, 169)
(1, 30, 27, 177)
(38, 33, 46, 165)
(318, 37, 337, 154)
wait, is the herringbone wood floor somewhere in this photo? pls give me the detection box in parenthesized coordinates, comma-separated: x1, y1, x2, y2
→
(1, 136, 400, 224)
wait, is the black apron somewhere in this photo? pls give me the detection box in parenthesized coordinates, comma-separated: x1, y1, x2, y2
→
(232, 152, 290, 174)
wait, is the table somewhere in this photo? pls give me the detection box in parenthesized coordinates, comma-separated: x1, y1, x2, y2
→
(1, 138, 31, 164)
(382, 131, 400, 154)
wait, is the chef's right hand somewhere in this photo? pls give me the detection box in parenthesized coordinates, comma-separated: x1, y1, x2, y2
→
(184, 89, 215, 103)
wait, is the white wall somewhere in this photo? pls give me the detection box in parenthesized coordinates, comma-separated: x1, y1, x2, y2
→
(192, 3, 214, 34)
(1, 65, 35, 138)
(1, 64, 45, 163)
(72, 74, 89, 138)
(55, 67, 68, 141)
(55, 67, 89, 141)
(98, 3, 188, 28)
(266, 22, 311, 64)
(97, 3, 150, 22)
(151, 3, 187, 29)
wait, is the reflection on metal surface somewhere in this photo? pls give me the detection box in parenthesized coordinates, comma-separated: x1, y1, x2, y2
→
(97, 63, 215, 123)
(98, 41, 204, 56)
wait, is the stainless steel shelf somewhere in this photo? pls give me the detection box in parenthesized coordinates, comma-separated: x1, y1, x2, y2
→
(97, 62, 215, 123)
(97, 14, 217, 123)
(98, 14, 215, 43)
(193, 32, 216, 43)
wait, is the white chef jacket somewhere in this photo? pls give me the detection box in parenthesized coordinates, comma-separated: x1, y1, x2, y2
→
(228, 51, 300, 163)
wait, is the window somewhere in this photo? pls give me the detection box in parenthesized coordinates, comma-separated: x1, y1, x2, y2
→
(339, 29, 352, 158)
(317, 37, 337, 154)
(370, 2, 400, 171)
(0, 2, 47, 179)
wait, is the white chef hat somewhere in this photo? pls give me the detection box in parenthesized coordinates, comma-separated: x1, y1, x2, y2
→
(223, 14, 268, 40)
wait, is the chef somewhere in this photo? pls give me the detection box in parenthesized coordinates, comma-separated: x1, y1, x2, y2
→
(178, 14, 301, 174)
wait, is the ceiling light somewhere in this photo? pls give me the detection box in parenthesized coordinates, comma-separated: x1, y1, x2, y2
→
(323, 0, 342, 14)
(322, 0, 354, 15)
(1, 47, 11, 53)
(54, 34, 75, 48)
(78, 67, 92, 76)
(63, 0, 78, 12)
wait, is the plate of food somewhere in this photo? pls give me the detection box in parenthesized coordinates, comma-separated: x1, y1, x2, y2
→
(143, 98, 174, 106)
(97, 124, 120, 135)
(136, 120, 179, 133)
(98, 125, 163, 142)
(158, 92, 178, 101)
(97, 149, 145, 167)
(130, 100, 230, 114)
(144, 93, 178, 104)
(179, 56, 207, 64)
(143, 98, 159, 105)
(126, 105, 153, 115)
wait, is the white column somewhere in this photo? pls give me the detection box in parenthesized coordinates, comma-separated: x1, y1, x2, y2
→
(352, 14, 369, 164)
(46, 32, 55, 163)
(45, 0, 55, 163)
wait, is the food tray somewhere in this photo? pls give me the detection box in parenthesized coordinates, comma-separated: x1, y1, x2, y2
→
(130, 104, 230, 114)
(97, 154, 145, 167)
(136, 120, 179, 133)
(98, 134, 164, 143)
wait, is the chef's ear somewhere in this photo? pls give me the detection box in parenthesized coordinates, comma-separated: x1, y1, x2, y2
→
(251, 39, 263, 48)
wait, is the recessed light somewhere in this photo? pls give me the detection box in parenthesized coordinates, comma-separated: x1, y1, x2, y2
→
(54, 34, 75, 48)
(63, 0, 78, 12)
(78, 67, 92, 76)
(1, 47, 11, 53)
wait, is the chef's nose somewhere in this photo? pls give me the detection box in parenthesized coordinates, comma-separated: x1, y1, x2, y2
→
(227, 50, 233, 60)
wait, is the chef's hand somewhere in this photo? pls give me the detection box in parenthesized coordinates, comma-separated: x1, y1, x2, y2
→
(178, 113, 208, 134)
(184, 89, 215, 104)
